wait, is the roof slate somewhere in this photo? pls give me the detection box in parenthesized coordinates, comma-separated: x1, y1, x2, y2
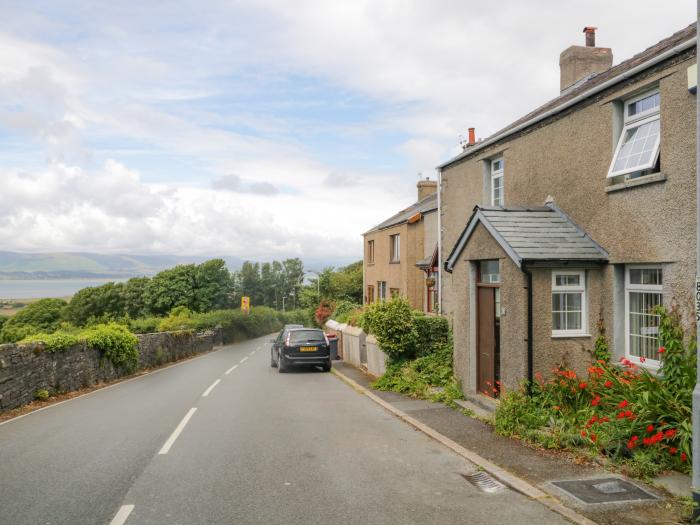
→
(364, 192, 437, 234)
(444, 205, 608, 271)
(439, 23, 696, 170)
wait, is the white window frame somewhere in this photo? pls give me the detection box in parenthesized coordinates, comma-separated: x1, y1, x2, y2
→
(625, 265, 663, 367)
(490, 157, 504, 206)
(551, 270, 587, 337)
(378, 281, 387, 302)
(607, 89, 660, 179)
(390, 234, 400, 263)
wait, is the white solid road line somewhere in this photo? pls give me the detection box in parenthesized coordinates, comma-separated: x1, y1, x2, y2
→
(109, 505, 135, 525)
(249, 350, 256, 356)
(158, 408, 197, 455)
(225, 364, 239, 375)
(240, 356, 249, 363)
(202, 379, 221, 397)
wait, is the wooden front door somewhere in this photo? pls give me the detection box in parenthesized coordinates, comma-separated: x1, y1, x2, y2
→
(477, 286, 498, 397)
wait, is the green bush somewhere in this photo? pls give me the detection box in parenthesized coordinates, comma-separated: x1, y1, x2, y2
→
(157, 307, 195, 332)
(0, 298, 67, 343)
(373, 343, 463, 406)
(129, 316, 162, 334)
(494, 305, 693, 477)
(83, 323, 139, 373)
(35, 389, 50, 401)
(332, 301, 361, 324)
(21, 332, 82, 353)
(361, 297, 418, 359)
(413, 314, 450, 356)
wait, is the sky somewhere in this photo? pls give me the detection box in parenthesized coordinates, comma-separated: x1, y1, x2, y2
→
(0, 1, 694, 263)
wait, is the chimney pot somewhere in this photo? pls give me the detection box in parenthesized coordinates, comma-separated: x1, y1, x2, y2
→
(468, 127, 476, 145)
(583, 26, 597, 47)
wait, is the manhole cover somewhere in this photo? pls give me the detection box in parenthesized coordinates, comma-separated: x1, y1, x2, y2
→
(461, 471, 506, 494)
(551, 477, 659, 504)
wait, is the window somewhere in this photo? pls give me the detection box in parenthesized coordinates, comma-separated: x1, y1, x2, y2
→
(378, 281, 387, 302)
(626, 266, 663, 363)
(367, 240, 375, 264)
(390, 234, 400, 262)
(479, 260, 500, 283)
(390, 288, 400, 299)
(551, 271, 586, 336)
(367, 285, 375, 304)
(608, 89, 660, 179)
(490, 158, 504, 206)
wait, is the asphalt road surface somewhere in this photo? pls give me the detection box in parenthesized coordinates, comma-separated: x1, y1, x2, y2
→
(1, 335, 569, 524)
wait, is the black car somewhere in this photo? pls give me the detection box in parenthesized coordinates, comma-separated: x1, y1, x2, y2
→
(270, 327, 331, 372)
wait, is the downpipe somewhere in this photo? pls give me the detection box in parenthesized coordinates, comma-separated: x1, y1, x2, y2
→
(522, 264, 534, 396)
(693, 2, 700, 520)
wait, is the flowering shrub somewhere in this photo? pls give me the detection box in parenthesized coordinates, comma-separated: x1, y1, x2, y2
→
(495, 305, 693, 477)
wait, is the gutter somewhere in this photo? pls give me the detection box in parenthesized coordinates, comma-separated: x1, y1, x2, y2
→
(438, 36, 697, 170)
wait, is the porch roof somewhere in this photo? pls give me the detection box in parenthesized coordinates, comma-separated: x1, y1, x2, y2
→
(444, 203, 609, 272)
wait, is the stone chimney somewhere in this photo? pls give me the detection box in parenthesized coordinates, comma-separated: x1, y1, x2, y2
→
(417, 177, 437, 201)
(559, 27, 612, 92)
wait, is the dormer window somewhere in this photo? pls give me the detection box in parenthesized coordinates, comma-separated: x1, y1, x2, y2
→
(490, 158, 504, 206)
(607, 89, 660, 178)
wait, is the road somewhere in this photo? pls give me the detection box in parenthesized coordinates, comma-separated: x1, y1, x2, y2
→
(0, 335, 569, 524)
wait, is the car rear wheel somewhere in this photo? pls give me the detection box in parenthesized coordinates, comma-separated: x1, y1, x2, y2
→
(278, 354, 287, 373)
(270, 349, 277, 368)
(322, 359, 331, 372)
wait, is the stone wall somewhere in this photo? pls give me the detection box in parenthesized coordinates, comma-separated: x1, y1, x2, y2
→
(0, 328, 222, 412)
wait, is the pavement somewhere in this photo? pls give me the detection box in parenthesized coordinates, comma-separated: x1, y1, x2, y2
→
(332, 361, 688, 525)
(1, 334, 571, 525)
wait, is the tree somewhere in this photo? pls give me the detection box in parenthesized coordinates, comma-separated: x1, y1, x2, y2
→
(193, 259, 232, 312)
(62, 282, 126, 326)
(144, 264, 198, 315)
(123, 277, 149, 318)
(0, 298, 67, 342)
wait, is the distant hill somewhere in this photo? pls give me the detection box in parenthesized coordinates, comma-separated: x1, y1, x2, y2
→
(0, 251, 358, 280)
(0, 251, 243, 279)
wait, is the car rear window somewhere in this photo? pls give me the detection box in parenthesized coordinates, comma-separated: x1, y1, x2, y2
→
(289, 330, 326, 344)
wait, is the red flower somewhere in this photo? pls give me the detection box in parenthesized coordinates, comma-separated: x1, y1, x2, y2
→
(600, 417, 610, 423)
(604, 380, 613, 388)
(646, 424, 655, 433)
(591, 396, 601, 406)
(643, 437, 652, 446)
(624, 410, 634, 418)
(590, 433, 597, 442)
(681, 452, 688, 462)
(618, 400, 628, 409)
(627, 440, 636, 449)
(579, 382, 587, 389)
(640, 357, 646, 363)
(631, 435, 639, 442)
(659, 346, 666, 354)
(616, 411, 626, 419)
(664, 429, 676, 439)
(669, 447, 678, 455)
(552, 405, 560, 411)
(597, 359, 606, 364)
(581, 430, 587, 437)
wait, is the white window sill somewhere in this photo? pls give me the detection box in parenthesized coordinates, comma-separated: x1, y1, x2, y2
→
(551, 333, 591, 339)
(605, 172, 666, 193)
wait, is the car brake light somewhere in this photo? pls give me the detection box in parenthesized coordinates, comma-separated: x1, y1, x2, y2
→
(324, 334, 329, 345)
(285, 333, 291, 346)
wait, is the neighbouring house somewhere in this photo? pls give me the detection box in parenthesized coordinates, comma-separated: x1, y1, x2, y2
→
(363, 178, 439, 312)
(439, 25, 697, 399)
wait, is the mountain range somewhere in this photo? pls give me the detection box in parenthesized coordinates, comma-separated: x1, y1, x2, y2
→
(0, 251, 358, 279)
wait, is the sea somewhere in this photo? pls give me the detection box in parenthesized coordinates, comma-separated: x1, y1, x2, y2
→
(0, 279, 127, 300)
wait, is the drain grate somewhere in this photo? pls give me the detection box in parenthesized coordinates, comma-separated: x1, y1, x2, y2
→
(551, 477, 659, 504)
(461, 471, 506, 493)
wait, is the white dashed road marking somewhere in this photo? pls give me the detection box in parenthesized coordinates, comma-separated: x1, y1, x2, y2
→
(202, 379, 221, 397)
(159, 408, 197, 455)
(240, 356, 249, 364)
(225, 364, 239, 375)
(109, 505, 134, 525)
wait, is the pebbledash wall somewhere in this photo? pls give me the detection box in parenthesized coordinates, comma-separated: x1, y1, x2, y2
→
(0, 328, 223, 411)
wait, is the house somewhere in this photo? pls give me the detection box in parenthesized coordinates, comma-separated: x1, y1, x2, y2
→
(363, 178, 439, 312)
(438, 25, 697, 399)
